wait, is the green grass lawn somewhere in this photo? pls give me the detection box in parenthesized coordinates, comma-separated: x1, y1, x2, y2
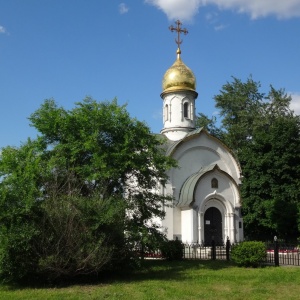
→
(0, 260, 299, 300)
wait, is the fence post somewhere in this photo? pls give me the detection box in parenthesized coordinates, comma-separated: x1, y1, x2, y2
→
(211, 238, 216, 260)
(226, 236, 230, 261)
(274, 236, 279, 267)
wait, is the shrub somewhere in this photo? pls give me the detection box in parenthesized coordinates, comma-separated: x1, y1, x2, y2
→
(0, 193, 127, 283)
(0, 221, 41, 283)
(36, 193, 127, 280)
(160, 239, 183, 260)
(231, 241, 266, 267)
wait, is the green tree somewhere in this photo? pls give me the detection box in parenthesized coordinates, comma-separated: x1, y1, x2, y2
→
(195, 113, 224, 140)
(214, 78, 300, 241)
(214, 76, 264, 152)
(0, 97, 176, 282)
(0, 140, 45, 281)
(240, 89, 300, 240)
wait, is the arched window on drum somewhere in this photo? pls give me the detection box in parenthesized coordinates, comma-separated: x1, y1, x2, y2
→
(183, 102, 189, 119)
(165, 104, 169, 121)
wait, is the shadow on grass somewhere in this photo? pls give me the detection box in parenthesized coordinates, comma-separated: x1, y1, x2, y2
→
(2, 259, 236, 290)
(98, 259, 235, 284)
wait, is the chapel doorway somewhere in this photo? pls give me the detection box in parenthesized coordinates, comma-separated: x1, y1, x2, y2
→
(204, 207, 223, 246)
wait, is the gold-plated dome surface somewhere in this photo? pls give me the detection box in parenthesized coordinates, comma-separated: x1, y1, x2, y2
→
(162, 49, 196, 93)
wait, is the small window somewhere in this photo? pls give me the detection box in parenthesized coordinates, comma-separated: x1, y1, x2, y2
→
(211, 178, 218, 188)
(183, 102, 189, 118)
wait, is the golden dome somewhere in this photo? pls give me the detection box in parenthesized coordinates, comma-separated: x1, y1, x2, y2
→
(162, 48, 196, 94)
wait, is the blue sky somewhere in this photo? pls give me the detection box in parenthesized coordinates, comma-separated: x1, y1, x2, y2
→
(1, 0, 300, 149)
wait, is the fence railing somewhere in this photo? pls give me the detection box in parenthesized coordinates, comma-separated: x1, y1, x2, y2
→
(136, 240, 300, 267)
(183, 240, 230, 260)
(265, 241, 300, 266)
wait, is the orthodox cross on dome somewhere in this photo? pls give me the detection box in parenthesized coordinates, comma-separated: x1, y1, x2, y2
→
(169, 20, 188, 51)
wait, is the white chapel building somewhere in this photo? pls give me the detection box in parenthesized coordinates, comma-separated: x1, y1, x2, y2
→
(157, 24, 244, 245)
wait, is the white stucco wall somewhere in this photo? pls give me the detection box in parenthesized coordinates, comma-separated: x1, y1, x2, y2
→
(194, 170, 240, 210)
(181, 208, 198, 243)
(167, 133, 241, 199)
(161, 91, 197, 141)
(161, 131, 243, 244)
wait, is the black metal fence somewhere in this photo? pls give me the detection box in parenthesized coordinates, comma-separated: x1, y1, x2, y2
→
(183, 240, 231, 260)
(265, 241, 300, 266)
(138, 239, 300, 267)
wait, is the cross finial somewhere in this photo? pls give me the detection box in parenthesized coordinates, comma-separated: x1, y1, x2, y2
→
(169, 20, 188, 51)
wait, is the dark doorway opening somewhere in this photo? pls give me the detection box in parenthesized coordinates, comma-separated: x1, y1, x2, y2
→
(204, 207, 223, 246)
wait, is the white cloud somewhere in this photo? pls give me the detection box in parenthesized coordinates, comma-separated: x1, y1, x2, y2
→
(145, 0, 201, 21)
(206, 12, 218, 22)
(119, 3, 129, 14)
(214, 24, 227, 31)
(290, 93, 300, 115)
(0, 25, 6, 34)
(145, 0, 300, 20)
(205, 11, 227, 31)
(205, 0, 300, 19)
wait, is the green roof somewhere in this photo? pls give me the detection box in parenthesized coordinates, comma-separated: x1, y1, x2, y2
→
(177, 164, 218, 208)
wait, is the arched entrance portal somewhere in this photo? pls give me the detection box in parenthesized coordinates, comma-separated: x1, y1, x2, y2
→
(204, 207, 223, 246)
